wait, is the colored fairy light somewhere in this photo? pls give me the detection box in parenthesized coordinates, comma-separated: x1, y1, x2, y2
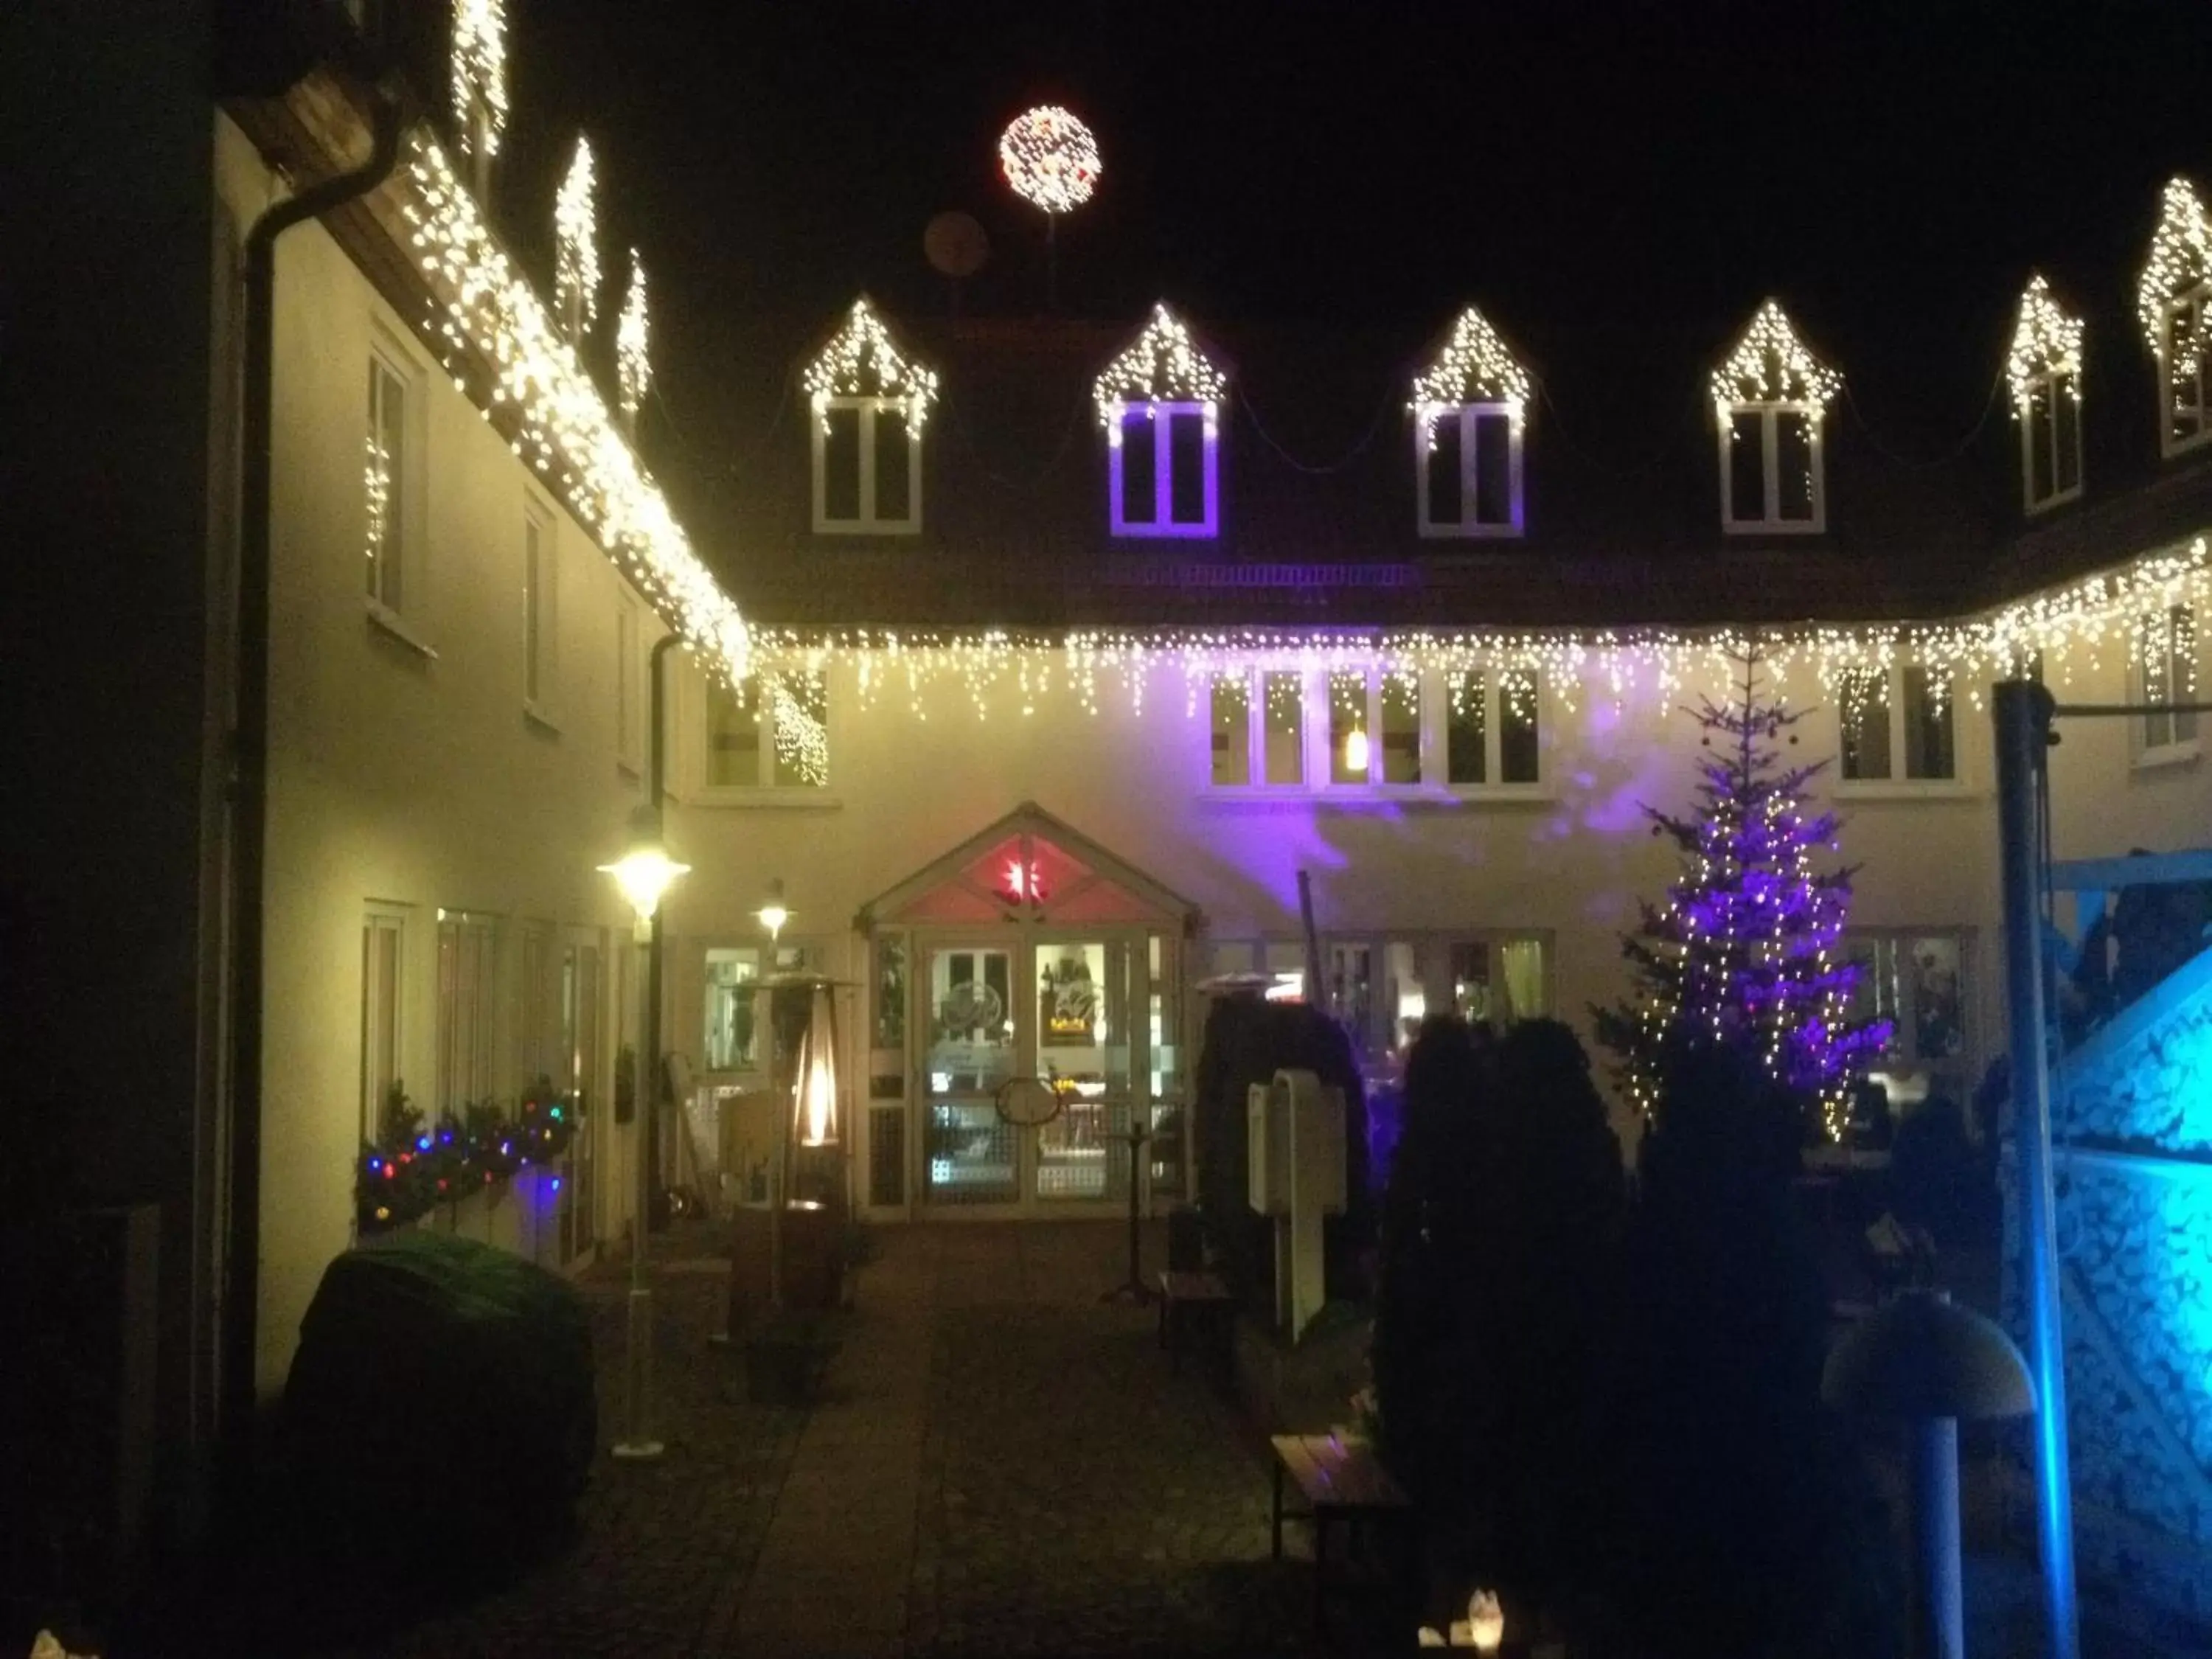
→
(1094, 304, 1227, 434)
(2008, 274, 2084, 409)
(451, 0, 507, 162)
(1710, 299, 1841, 414)
(1411, 305, 1531, 444)
(554, 136, 600, 337)
(998, 105, 1102, 214)
(400, 132, 750, 684)
(2137, 175, 2212, 356)
(800, 297, 939, 437)
(617, 250, 650, 422)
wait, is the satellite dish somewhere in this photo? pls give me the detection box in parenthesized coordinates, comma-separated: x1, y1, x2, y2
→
(925, 211, 990, 279)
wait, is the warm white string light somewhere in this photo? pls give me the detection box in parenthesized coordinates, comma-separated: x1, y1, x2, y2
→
(998, 105, 1102, 215)
(1095, 303, 1227, 437)
(747, 538, 2211, 723)
(617, 248, 650, 422)
(1710, 299, 1842, 414)
(2007, 273, 2084, 411)
(2137, 175, 2211, 357)
(554, 136, 600, 338)
(402, 132, 749, 684)
(1411, 305, 1531, 444)
(771, 674, 831, 785)
(451, 0, 507, 163)
(800, 297, 939, 437)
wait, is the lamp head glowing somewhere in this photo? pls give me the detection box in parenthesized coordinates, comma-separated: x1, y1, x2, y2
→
(598, 809, 688, 921)
(757, 877, 790, 942)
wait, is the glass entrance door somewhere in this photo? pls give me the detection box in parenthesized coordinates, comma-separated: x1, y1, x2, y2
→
(922, 943, 1020, 1206)
(1032, 939, 1134, 1203)
(917, 936, 1143, 1211)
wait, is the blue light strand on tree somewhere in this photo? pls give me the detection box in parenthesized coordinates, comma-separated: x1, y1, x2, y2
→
(1595, 649, 1891, 1139)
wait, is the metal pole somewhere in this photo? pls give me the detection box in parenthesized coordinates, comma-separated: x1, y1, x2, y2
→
(1912, 1416, 1965, 1659)
(613, 918, 662, 1460)
(646, 636, 681, 1231)
(1992, 678, 2078, 1659)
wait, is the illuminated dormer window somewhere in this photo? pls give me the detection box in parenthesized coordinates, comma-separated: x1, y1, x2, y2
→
(2008, 275, 2084, 514)
(1711, 300, 1839, 535)
(802, 298, 938, 535)
(2138, 177, 2212, 458)
(1411, 307, 1528, 538)
(1095, 304, 1225, 538)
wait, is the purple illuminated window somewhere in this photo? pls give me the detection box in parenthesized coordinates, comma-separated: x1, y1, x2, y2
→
(1110, 401, 1217, 538)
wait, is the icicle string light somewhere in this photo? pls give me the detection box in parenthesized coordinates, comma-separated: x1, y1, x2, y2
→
(451, 0, 507, 162)
(401, 132, 749, 683)
(617, 249, 650, 422)
(2137, 175, 2212, 356)
(1710, 299, 1842, 413)
(2007, 274, 2084, 409)
(1411, 305, 1531, 443)
(746, 538, 2210, 722)
(801, 298, 939, 437)
(554, 136, 600, 337)
(1095, 304, 1227, 434)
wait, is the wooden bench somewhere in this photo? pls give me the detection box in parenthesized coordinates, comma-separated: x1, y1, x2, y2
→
(1155, 1269, 1234, 1376)
(1270, 1432, 1416, 1632)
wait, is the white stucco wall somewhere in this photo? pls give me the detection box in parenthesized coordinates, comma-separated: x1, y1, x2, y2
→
(219, 116, 662, 1394)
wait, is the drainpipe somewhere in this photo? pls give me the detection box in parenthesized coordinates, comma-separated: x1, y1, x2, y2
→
(222, 89, 406, 1455)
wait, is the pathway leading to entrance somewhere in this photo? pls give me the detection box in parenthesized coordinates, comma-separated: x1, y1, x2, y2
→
(345, 1220, 1318, 1658)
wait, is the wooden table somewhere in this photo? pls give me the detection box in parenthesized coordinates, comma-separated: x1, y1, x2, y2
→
(1270, 1432, 1415, 1632)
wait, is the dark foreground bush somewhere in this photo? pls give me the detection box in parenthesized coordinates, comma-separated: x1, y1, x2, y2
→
(282, 1231, 595, 1583)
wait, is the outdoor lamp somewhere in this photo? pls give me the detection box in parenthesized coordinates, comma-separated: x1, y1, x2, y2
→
(757, 877, 790, 945)
(599, 809, 689, 922)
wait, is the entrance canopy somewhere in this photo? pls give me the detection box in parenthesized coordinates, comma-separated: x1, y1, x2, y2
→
(856, 801, 1198, 932)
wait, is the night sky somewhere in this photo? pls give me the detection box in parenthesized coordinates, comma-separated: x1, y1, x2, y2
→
(489, 0, 2210, 552)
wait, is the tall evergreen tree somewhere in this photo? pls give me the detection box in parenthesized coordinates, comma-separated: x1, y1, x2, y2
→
(1593, 650, 1888, 1139)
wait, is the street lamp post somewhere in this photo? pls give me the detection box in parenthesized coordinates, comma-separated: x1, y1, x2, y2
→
(599, 810, 689, 1461)
(755, 881, 791, 1308)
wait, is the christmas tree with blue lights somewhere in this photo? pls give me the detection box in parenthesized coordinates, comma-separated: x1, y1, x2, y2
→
(1594, 649, 1889, 1141)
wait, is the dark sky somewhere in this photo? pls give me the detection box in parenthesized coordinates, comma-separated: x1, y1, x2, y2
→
(487, 0, 2211, 548)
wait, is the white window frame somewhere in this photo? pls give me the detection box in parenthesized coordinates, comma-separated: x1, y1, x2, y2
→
(616, 599, 643, 776)
(1203, 667, 1543, 797)
(361, 904, 408, 1141)
(434, 909, 501, 1116)
(523, 497, 558, 725)
(1837, 665, 1962, 790)
(1415, 403, 1524, 538)
(1439, 668, 1545, 794)
(811, 394, 924, 534)
(1843, 928, 1975, 1105)
(1110, 400, 1219, 538)
(2159, 286, 2211, 458)
(2133, 604, 2200, 767)
(2018, 364, 2085, 514)
(700, 670, 832, 799)
(364, 331, 431, 651)
(702, 939, 821, 1077)
(1718, 401, 1826, 535)
(516, 921, 560, 1090)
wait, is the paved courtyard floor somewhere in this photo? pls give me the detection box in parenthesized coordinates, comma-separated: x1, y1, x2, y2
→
(341, 1219, 1327, 1658)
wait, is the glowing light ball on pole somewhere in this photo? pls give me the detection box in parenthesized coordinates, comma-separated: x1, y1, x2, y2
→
(998, 105, 1101, 309)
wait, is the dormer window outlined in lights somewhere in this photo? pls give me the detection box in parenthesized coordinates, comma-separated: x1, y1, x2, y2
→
(2138, 176, 2212, 459)
(1711, 299, 1840, 535)
(2008, 274, 2085, 514)
(801, 297, 939, 535)
(1095, 304, 1225, 538)
(1411, 306, 1530, 538)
